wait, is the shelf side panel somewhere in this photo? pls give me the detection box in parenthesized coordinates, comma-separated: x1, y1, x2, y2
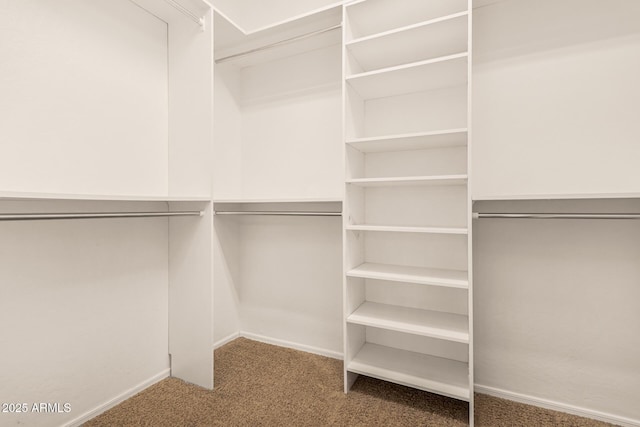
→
(168, 9, 214, 198)
(169, 202, 214, 389)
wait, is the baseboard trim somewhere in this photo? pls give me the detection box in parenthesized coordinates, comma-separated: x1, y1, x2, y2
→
(63, 369, 171, 427)
(240, 331, 343, 360)
(475, 384, 640, 427)
(214, 331, 241, 349)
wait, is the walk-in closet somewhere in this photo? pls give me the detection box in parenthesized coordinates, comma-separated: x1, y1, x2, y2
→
(1, 0, 639, 426)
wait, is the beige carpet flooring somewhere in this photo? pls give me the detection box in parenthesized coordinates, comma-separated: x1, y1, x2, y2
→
(85, 338, 618, 426)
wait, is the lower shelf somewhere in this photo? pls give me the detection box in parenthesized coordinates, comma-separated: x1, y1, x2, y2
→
(348, 343, 470, 401)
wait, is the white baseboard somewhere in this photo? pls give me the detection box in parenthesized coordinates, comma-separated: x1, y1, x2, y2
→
(475, 384, 640, 427)
(63, 369, 171, 427)
(240, 331, 343, 360)
(214, 331, 240, 349)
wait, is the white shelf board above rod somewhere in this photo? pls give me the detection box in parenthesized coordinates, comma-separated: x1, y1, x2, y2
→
(473, 213, 640, 220)
(215, 211, 341, 217)
(348, 343, 471, 401)
(347, 129, 468, 153)
(346, 53, 468, 100)
(347, 301, 469, 343)
(213, 197, 342, 204)
(0, 190, 211, 203)
(347, 263, 469, 289)
(0, 211, 203, 221)
(473, 192, 640, 201)
(347, 175, 467, 187)
(214, 4, 342, 67)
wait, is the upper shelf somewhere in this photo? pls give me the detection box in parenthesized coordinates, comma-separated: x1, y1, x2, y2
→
(346, 0, 468, 41)
(0, 190, 211, 203)
(346, 12, 468, 73)
(347, 129, 468, 153)
(214, 5, 342, 68)
(347, 53, 468, 100)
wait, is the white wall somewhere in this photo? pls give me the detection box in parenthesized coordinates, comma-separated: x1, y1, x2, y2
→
(213, 45, 342, 202)
(472, 0, 640, 199)
(0, 0, 169, 196)
(212, 17, 343, 352)
(473, 200, 640, 423)
(0, 201, 169, 427)
(239, 45, 342, 200)
(235, 215, 343, 355)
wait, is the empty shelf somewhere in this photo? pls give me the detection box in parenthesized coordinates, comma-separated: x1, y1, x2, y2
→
(346, 224, 468, 234)
(347, 263, 468, 289)
(348, 302, 469, 343)
(346, 0, 468, 41)
(0, 190, 210, 203)
(347, 53, 468, 100)
(347, 12, 468, 72)
(348, 343, 470, 401)
(347, 175, 467, 187)
(346, 129, 468, 153)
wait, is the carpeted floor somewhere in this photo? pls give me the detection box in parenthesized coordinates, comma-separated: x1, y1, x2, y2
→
(86, 338, 617, 426)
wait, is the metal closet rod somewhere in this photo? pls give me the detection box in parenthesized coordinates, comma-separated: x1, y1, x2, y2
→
(0, 211, 203, 221)
(215, 211, 341, 217)
(215, 24, 342, 64)
(473, 213, 640, 220)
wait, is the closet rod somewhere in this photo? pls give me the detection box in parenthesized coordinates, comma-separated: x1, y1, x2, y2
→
(215, 211, 341, 217)
(473, 213, 640, 220)
(163, 0, 205, 27)
(0, 211, 203, 221)
(215, 24, 342, 64)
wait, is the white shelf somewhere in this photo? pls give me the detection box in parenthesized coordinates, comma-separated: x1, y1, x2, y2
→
(214, 5, 342, 68)
(347, 129, 468, 153)
(345, 0, 468, 41)
(473, 192, 640, 201)
(348, 343, 470, 401)
(347, 263, 468, 289)
(348, 302, 469, 343)
(347, 12, 468, 73)
(0, 190, 211, 203)
(213, 197, 342, 204)
(347, 53, 468, 100)
(346, 224, 468, 235)
(347, 175, 467, 187)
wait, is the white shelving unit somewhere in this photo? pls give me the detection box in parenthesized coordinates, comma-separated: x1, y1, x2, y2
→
(343, 0, 474, 424)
